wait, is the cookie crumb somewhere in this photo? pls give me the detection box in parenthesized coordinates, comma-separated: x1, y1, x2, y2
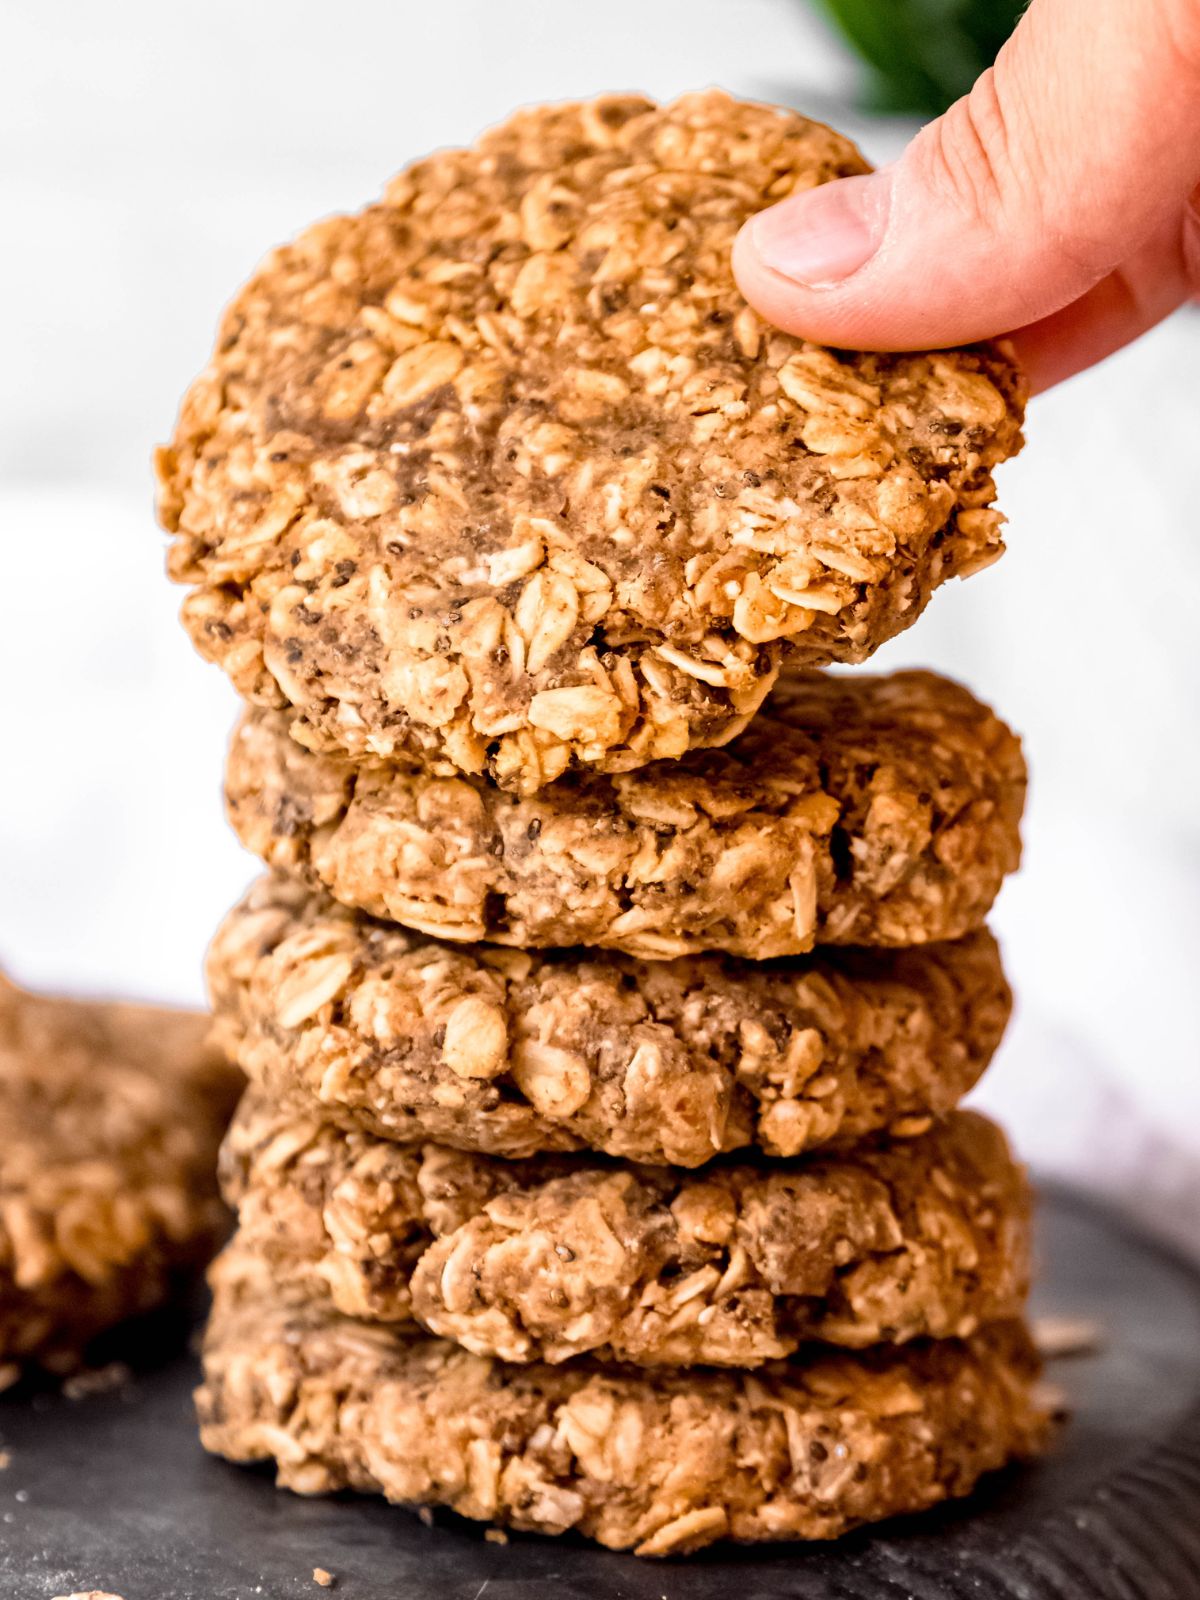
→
(0, 1364, 19, 1393)
(62, 1363, 132, 1401)
(485, 1529, 509, 1545)
(313, 1569, 335, 1588)
(418, 1506, 434, 1527)
(1033, 1379, 1071, 1420)
(0, 1449, 11, 1470)
(1034, 1316, 1104, 1359)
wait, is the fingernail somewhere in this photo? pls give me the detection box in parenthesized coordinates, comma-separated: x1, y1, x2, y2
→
(748, 171, 891, 289)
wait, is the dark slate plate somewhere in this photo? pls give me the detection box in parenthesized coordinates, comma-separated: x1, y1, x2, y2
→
(3, 1186, 1200, 1600)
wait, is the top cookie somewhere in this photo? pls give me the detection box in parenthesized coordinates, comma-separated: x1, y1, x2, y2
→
(158, 91, 1024, 793)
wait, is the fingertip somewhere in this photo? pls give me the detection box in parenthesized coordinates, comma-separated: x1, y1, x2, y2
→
(731, 185, 1018, 352)
(730, 219, 847, 343)
(730, 221, 788, 330)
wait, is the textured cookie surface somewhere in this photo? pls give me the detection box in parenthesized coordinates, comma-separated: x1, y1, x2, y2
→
(220, 1094, 1031, 1364)
(227, 668, 1025, 960)
(208, 874, 1010, 1165)
(160, 91, 1024, 793)
(198, 1267, 1047, 1554)
(0, 973, 241, 1380)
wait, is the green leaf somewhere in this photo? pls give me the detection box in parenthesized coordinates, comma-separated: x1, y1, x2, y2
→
(811, 0, 1026, 114)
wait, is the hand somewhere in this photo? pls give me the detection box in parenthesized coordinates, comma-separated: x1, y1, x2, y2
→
(733, 0, 1200, 390)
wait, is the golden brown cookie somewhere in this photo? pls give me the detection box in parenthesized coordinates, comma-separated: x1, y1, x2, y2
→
(159, 91, 1024, 794)
(207, 875, 1011, 1166)
(220, 1093, 1031, 1363)
(226, 669, 1025, 961)
(197, 1263, 1048, 1554)
(0, 972, 241, 1381)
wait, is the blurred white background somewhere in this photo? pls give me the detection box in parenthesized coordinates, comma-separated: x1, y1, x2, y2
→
(1, 0, 1197, 1253)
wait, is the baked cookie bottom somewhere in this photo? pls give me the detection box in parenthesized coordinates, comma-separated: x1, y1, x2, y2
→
(220, 1095, 1031, 1365)
(208, 875, 1011, 1166)
(198, 1267, 1048, 1555)
(0, 972, 241, 1381)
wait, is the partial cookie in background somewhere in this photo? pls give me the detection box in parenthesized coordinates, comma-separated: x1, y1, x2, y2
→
(226, 669, 1025, 961)
(198, 1269, 1049, 1555)
(0, 972, 241, 1384)
(208, 875, 1011, 1165)
(220, 1093, 1031, 1364)
(159, 91, 1024, 794)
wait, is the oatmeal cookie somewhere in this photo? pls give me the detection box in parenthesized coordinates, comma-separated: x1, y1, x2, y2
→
(208, 875, 1010, 1165)
(220, 1094, 1030, 1362)
(197, 1265, 1048, 1554)
(227, 669, 1024, 960)
(0, 972, 241, 1380)
(159, 91, 1024, 794)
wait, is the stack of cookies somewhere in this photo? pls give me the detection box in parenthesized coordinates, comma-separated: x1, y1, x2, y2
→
(158, 91, 1050, 1555)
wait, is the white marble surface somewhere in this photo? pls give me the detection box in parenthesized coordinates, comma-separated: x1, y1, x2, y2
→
(2, 0, 1198, 1256)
